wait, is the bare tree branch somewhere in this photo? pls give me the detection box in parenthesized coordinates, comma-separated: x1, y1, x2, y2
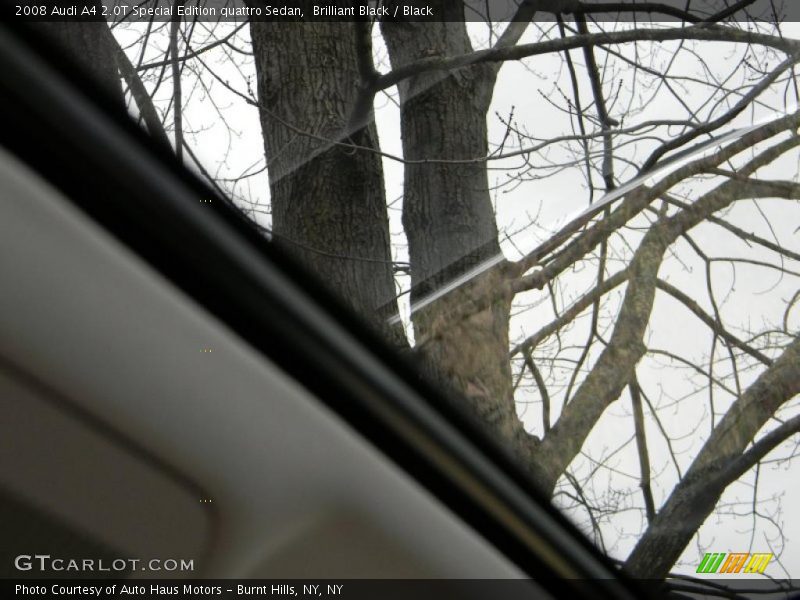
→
(625, 336, 800, 578)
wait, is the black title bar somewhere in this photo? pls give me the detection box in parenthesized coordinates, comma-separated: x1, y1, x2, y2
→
(2, 0, 797, 23)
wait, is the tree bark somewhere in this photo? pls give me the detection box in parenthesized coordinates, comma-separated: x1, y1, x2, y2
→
(250, 21, 403, 344)
(35, 3, 123, 108)
(381, 10, 537, 468)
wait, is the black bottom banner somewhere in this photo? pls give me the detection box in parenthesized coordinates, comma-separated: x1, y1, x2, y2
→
(5, 579, 800, 600)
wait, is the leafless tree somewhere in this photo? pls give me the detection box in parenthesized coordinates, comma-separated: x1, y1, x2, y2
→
(40, 0, 800, 584)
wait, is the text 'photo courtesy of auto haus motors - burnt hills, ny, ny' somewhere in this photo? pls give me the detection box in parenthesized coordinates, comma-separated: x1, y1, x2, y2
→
(24, 0, 800, 587)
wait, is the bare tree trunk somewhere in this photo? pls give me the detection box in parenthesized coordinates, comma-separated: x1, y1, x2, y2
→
(35, 3, 123, 107)
(381, 13, 538, 469)
(250, 22, 403, 345)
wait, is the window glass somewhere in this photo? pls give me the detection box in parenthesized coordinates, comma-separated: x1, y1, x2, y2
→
(33, 0, 800, 585)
